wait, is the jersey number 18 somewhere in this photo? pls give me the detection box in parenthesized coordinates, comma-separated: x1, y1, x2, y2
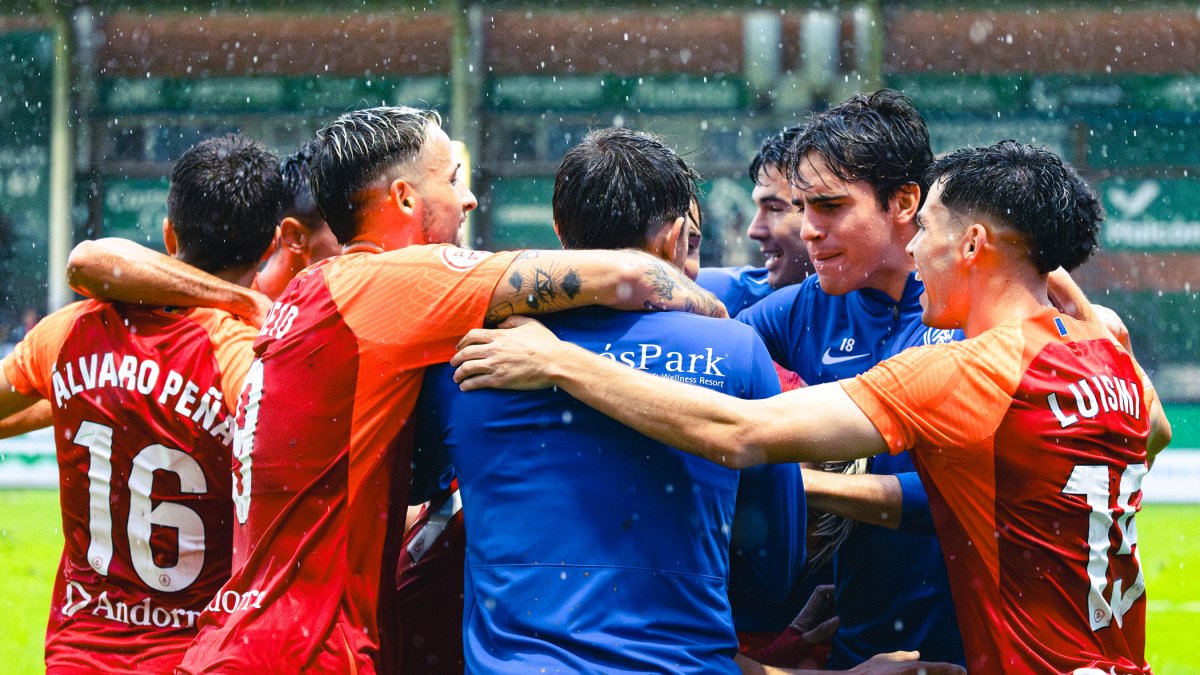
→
(1063, 462, 1147, 631)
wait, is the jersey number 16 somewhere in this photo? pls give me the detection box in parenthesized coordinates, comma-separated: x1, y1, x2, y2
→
(76, 420, 208, 593)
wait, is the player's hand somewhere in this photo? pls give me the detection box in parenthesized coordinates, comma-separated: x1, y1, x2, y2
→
(234, 289, 274, 328)
(790, 584, 837, 640)
(452, 316, 565, 391)
(1046, 267, 1099, 324)
(1091, 303, 1134, 353)
(847, 652, 965, 674)
(745, 584, 838, 668)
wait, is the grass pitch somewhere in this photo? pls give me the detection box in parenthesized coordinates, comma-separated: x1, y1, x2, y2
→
(1, 490, 1197, 673)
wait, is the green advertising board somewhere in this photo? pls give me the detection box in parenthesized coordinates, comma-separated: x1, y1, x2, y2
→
(487, 177, 559, 250)
(99, 75, 450, 114)
(1085, 116, 1200, 170)
(925, 116, 1071, 158)
(101, 177, 171, 250)
(890, 73, 1200, 116)
(487, 74, 746, 112)
(1097, 177, 1200, 251)
(0, 30, 52, 319)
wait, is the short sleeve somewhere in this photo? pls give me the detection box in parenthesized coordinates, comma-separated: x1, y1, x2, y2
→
(2, 302, 91, 400)
(895, 471, 935, 535)
(840, 330, 1024, 459)
(190, 308, 260, 411)
(331, 245, 522, 368)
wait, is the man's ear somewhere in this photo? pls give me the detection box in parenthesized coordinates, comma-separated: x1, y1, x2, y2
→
(278, 217, 309, 255)
(649, 216, 688, 269)
(390, 178, 417, 216)
(162, 218, 178, 256)
(961, 223, 988, 266)
(890, 183, 921, 225)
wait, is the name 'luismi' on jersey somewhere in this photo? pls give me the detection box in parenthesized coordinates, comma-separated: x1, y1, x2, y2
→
(1048, 372, 1144, 429)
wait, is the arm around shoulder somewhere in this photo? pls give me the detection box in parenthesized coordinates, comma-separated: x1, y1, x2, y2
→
(452, 317, 886, 468)
(486, 249, 726, 324)
(68, 238, 270, 326)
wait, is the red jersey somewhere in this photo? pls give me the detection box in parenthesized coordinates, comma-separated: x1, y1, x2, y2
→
(393, 490, 466, 674)
(2, 300, 255, 674)
(843, 309, 1154, 674)
(178, 245, 518, 674)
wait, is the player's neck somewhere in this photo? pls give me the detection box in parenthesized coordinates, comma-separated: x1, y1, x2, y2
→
(347, 216, 424, 254)
(871, 259, 917, 302)
(212, 264, 259, 290)
(962, 264, 1050, 338)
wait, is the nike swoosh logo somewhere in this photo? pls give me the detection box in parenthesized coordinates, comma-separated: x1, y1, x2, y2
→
(822, 348, 870, 366)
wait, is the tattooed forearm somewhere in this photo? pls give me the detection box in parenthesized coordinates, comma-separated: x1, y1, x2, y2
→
(562, 270, 582, 299)
(485, 300, 517, 326)
(527, 267, 557, 310)
(493, 261, 589, 320)
(643, 263, 726, 318)
(645, 262, 678, 303)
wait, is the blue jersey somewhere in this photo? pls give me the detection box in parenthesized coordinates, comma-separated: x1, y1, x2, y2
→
(696, 266, 773, 316)
(737, 272, 966, 667)
(416, 307, 796, 674)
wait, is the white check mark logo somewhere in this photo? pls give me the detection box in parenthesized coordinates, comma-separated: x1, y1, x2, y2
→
(821, 348, 869, 366)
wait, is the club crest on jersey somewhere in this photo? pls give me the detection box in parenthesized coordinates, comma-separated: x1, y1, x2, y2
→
(440, 247, 493, 272)
(922, 328, 956, 345)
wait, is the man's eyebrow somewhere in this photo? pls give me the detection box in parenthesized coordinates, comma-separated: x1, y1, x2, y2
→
(797, 193, 848, 205)
(756, 194, 791, 205)
(449, 162, 462, 177)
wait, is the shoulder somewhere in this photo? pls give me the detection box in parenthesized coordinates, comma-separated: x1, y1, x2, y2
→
(184, 307, 260, 343)
(697, 266, 767, 291)
(893, 322, 1025, 389)
(737, 277, 807, 316)
(23, 300, 102, 344)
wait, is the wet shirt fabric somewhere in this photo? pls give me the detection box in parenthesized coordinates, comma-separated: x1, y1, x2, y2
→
(177, 245, 518, 674)
(416, 307, 785, 674)
(697, 265, 773, 317)
(844, 309, 1154, 674)
(736, 272, 965, 666)
(3, 300, 254, 674)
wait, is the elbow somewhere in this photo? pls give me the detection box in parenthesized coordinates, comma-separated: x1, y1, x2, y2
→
(716, 432, 764, 470)
(66, 240, 104, 294)
(1149, 419, 1172, 459)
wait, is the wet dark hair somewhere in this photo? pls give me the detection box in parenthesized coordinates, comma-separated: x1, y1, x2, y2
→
(167, 134, 282, 274)
(553, 128, 699, 250)
(926, 140, 1102, 273)
(281, 139, 320, 219)
(787, 89, 933, 210)
(310, 106, 440, 244)
(748, 124, 805, 184)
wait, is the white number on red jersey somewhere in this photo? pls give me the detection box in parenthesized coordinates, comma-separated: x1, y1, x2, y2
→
(232, 358, 264, 525)
(75, 420, 208, 592)
(1062, 463, 1147, 630)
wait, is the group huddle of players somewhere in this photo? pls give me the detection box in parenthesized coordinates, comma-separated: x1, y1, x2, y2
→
(0, 88, 1171, 675)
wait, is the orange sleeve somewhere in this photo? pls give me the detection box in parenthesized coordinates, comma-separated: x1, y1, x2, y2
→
(841, 326, 1025, 458)
(331, 245, 522, 369)
(189, 308, 259, 411)
(1, 301, 92, 400)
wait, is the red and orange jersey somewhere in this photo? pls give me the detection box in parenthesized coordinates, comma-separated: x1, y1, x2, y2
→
(179, 244, 519, 674)
(843, 308, 1154, 674)
(2, 300, 255, 674)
